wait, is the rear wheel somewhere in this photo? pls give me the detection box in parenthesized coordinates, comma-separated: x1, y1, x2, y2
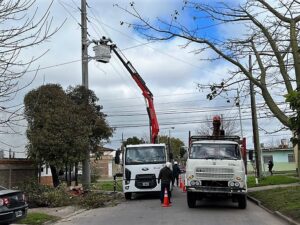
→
(187, 191, 196, 208)
(238, 195, 247, 209)
(124, 192, 132, 200)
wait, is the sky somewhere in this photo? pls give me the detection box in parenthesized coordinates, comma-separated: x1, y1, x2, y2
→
(0, 0, 293, 158)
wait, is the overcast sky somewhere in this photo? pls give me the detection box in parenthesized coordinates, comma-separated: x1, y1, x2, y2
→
(0, 0, 292, 158)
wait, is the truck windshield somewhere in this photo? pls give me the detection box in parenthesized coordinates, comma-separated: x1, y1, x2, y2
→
(125, 146, 166, 165)
(190, 143, 241, 160)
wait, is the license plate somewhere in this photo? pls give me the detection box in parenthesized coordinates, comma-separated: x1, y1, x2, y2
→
(142, 182, 149, 186)
(15, 210, 22, 217)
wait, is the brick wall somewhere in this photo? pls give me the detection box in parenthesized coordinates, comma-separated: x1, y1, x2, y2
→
(0, 159, 37, 188)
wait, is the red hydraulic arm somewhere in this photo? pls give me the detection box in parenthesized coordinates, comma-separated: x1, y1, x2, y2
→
(110, 45, 159, 143)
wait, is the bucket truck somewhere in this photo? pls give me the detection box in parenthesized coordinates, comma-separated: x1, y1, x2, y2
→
(93, 38, 168, 200)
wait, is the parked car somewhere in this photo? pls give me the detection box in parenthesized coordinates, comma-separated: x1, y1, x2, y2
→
(0, 186, 28, 225)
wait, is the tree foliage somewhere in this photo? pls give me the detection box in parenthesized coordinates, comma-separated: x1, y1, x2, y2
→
(123, 136, 145, 146)
(66, 85, 114, 157)
(158, 135, 185, 160)
(24, 84, 113, 186)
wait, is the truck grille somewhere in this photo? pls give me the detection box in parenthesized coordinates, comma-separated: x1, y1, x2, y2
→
(195, 167, 234, 180)
(135, 174, 157, 189)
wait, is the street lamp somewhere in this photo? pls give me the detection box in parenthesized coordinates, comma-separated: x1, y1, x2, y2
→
(158, 126, 175, 143)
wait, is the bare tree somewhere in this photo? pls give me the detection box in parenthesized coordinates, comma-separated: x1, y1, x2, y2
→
(0, 1, 61, 144)
(116, 0, 300, 176)
(196, 115, 240, 136)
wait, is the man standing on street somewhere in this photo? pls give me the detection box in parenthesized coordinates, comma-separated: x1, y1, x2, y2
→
(172, 161, 181, 187)
(158, 162, 173, 203)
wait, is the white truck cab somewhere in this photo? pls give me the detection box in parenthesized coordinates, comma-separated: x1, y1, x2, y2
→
(185, 136, 247, 209)
(122, 143, 167, 200)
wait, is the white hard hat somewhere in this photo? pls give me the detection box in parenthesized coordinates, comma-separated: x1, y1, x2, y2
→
(166, 162, 172, 169)
(174, 161, 178, 164)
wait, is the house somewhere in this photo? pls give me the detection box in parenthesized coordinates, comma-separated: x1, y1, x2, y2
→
(0, 159, 37, 188)
(91, 146, 118, 178)
(247, 144, 296, 173)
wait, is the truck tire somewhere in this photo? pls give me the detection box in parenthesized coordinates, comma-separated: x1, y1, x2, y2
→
(125, 192, 132, 200)
(238, 195, 247, 209)
(187, 192, 196, 208)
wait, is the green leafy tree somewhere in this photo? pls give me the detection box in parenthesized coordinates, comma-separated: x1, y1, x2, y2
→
(123, 136, 145, 146)
(24, 84, 114, 187)
(158, 135, 184, 160)
(66, 86, 114, 156)
(24, 84, 87, 187)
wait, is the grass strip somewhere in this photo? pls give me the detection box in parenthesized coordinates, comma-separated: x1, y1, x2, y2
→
(92, 180, 123, 192)
(249, 186, 300, 223)
(19, 212, 59, 225)
(247, 175, 299, 188)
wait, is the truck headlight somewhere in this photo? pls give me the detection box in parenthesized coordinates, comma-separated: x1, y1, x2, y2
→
(190, 180, 201, 186)
(228, 180, 240, 188)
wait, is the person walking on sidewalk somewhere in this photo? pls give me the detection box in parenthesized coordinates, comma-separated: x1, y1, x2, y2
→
(268, 160, 274, 175)
(158, 162, 173, 203)
(172, 161, 181, 187)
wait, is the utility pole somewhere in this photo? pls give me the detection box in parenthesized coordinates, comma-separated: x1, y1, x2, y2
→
(249, 55, 262, 178)
(236, 89, 244, 138)
(81, 0, 90, 190)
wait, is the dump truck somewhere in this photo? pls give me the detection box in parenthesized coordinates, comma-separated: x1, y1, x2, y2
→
(185, 116, 247, 209)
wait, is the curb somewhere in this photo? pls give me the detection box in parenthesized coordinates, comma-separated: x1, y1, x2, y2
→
(43, 208, 87, 225)
(247, 195, 300, 225)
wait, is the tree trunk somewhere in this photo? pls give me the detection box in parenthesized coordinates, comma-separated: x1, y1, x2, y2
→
(50, 165, 60, 187)
(68, 166, 72, 186)
(75, 163, 78, 186)
(65, 165, 68, 183)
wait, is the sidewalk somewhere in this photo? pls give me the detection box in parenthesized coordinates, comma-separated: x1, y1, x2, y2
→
(248, 182, 300, 192)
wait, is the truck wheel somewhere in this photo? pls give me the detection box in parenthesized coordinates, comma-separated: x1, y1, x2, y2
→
(238, 195, 247, 209)
(125, 192, 132, 200)
(187, 192, 196, 208)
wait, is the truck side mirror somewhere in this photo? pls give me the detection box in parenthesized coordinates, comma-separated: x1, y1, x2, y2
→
(115, 150, 121, 164)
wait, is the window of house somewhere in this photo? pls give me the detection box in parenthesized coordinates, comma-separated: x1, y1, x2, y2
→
(263, 155, 273, 164)
(288, 154, 294, 163)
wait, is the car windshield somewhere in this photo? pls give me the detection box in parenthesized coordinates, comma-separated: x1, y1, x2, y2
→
(125, 146, 166, 165)
(189, 143, 241, 160)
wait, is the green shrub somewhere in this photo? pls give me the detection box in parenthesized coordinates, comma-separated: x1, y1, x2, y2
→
(18, 180, 73, 207)
(39, 184, 73, 207)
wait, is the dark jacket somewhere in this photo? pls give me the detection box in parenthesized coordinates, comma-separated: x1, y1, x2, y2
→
(158, 167, 173, 184)
(172, 164, 181, 177)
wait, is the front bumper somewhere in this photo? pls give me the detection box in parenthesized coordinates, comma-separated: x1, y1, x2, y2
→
(187, 186, 247, 195)
(0, 205, 28, 224)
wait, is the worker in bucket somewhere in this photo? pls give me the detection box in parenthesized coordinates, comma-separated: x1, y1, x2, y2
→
(158, 162, 173, 203)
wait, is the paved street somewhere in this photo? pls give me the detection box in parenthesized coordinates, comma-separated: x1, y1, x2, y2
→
(54, 187, 289, 225)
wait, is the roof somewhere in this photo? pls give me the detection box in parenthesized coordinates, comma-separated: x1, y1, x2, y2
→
(192, 140, 239, 145)
(247, 147, 293, 152)
(126, 143, 166, 148)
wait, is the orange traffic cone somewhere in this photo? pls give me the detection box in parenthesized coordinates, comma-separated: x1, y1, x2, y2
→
(182, 181, 187, 193)
(162, 187, 171, 207)
(179, 176, 183, 189)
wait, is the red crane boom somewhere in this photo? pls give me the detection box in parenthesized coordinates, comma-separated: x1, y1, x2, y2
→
(93, 37, 159, 143)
